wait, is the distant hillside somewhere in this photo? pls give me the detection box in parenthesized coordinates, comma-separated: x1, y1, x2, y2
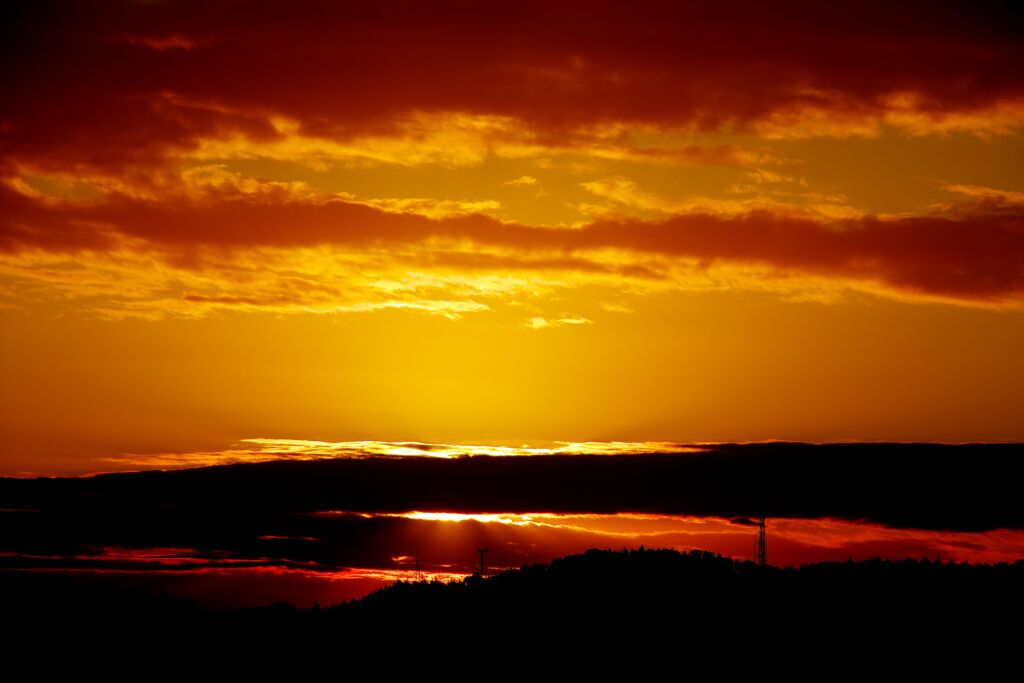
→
(321, 547, 1024, 629)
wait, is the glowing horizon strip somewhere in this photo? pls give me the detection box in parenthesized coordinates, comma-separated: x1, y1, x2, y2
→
(90, 439, 705, 473)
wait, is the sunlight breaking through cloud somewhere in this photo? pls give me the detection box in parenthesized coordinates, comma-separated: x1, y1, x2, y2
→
(99, 439, 705, 471)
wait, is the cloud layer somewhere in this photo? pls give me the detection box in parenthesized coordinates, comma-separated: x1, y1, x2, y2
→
(4, 183, 1022, 308)
(3, 2, 1023, 315)
(6, 1, 1023, 174)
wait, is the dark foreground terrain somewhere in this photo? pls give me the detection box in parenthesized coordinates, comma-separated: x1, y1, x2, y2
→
(5, 547, 1023, 654)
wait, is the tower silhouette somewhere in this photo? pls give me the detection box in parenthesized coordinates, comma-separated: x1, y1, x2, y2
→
(754, 515, 767, 566)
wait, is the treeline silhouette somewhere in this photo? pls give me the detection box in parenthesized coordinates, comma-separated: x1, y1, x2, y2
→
(5, 547, 1023, 651)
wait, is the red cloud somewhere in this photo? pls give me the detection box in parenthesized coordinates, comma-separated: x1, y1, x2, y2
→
(4, 183, 1022, 305)
(4, 1, 1022, 172)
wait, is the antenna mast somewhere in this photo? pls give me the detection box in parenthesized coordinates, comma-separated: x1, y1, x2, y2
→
(754, 515, 767, 567)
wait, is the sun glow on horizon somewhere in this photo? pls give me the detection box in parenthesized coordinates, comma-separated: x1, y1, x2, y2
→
(2, 2, 1023, 621)
(79, 439, 705, 474)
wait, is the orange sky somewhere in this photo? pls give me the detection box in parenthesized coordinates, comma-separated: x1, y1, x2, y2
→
(2, 1, 1023, 475)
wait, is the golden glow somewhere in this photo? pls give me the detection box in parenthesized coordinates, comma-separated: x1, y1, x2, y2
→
(752, 92, 1024, 140)
(325, 511, 1024, 566)
(90, 439, 703, 472)
(191, 112, 527, 169)
(390, 512, 537, 525)
(3, 7, 1024, 476)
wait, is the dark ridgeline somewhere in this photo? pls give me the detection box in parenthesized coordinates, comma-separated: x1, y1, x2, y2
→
(2, 443, 1023, 576)
(4, 547, 1023, 649)
(2, 442, 1022, 660)
(2, 442, 1024, 534)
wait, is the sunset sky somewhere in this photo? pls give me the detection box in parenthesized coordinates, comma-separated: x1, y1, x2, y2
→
(3, 1, 1024, 476)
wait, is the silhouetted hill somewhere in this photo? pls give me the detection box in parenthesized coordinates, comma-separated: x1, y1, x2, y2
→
(322, 547, 1024, 634)
(6, 547, 1023, 654)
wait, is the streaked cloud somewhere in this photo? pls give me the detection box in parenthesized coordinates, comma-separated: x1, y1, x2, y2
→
(3, 181, 1021, 313)
(503, 175, 539, 187)
(526, 315, 593, 330)
(99, 438, 702, 470)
